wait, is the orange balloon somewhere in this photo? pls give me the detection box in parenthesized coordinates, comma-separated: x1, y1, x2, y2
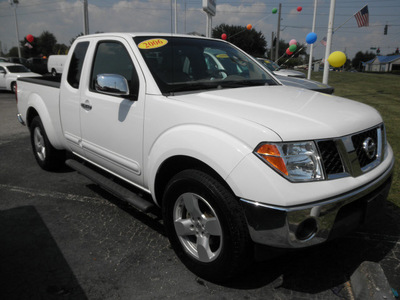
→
(246, 24, 252, 30)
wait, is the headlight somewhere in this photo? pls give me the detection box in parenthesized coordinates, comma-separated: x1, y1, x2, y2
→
(254, 141, 324, 182)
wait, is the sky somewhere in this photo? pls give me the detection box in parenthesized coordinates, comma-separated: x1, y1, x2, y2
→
(1, 0, 399, 61)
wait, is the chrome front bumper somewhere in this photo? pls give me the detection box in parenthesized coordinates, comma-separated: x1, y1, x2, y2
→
(16, 113, 25, 126)
(240, 158, 394, 248)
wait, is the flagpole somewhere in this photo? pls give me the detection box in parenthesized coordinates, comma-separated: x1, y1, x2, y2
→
(307, 0, 318, 80)
(333, 15, 353, 33)
(322, 0, 335, 84)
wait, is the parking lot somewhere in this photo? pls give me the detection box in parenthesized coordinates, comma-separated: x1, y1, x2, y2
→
(1, 91, 399, 299)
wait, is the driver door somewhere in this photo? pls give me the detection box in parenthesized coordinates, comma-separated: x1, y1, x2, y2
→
(79, 38, 145, 186)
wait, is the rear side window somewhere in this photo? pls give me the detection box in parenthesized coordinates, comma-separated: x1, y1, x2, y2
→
(67, 41, 89, 89)
(90, 41, 139, 99)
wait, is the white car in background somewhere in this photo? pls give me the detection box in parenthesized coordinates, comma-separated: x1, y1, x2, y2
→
(0, 62, 41, 93)
(47, 55, 67, 76)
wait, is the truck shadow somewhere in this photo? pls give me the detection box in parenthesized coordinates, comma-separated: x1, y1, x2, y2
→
(87, 177, 400, 295)
(85, 183, 166, 236)
(227, 201, 400, 294)
(0, 206, 87, 299)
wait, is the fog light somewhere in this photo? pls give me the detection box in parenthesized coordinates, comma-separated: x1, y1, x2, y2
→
(296, 218, 318, 241)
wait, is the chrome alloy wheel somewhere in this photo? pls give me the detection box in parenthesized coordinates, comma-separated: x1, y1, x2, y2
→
(173, 192, 223, 263)
(33, 127, 46, 161)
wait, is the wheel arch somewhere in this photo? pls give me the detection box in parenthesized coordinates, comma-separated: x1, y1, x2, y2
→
(154, 155, 236, 207)
(26, 106, 39, 128)
(25, 96, 64, 149)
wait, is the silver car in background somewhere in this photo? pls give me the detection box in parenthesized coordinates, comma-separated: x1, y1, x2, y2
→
(256, 58, 334, 94)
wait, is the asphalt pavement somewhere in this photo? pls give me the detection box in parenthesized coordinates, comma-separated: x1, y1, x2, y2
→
(0, 91, 399, 299)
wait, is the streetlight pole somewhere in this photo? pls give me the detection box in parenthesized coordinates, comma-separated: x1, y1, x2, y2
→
(274, 3, 281, 62)
(323, 0, 336, 84)
(9, 0, 21, 59)
(83, 0, 89, 35)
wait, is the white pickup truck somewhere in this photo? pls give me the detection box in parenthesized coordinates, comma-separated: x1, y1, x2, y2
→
(16, 33, 394, 282)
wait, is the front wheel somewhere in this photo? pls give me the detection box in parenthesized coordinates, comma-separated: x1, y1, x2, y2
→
(11, 81, 16, 93)
(162, 169, 252, 282)
(30, 116, 65, 171)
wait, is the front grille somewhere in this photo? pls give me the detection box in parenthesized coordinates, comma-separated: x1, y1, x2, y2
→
(316, 124, 384, 179)
(317, 140, 344, 175)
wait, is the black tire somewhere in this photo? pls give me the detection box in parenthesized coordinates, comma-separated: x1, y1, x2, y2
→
(162, 169, 253, 282)
(29, 116, 65, 171)
(11, 81, 16, 93)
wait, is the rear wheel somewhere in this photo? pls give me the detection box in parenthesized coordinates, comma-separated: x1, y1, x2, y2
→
(51, 68, 57, 77)
(162, 169, 252, 282)
(30, 116, 65, 171)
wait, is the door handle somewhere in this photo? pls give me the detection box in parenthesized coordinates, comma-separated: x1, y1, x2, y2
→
(81, 100, 92, 111)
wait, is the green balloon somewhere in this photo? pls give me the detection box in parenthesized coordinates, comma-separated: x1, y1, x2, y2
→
(289, 44, 297, 52)
(272, 8, 278, 14)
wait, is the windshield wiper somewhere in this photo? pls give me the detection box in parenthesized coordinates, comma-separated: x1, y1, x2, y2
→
(219, 80, 274, 88)
(165, 82, 220, 94)
(163, 79, 278, 95)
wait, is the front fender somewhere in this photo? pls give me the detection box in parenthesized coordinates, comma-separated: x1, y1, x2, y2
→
(146, 124, 276, 198)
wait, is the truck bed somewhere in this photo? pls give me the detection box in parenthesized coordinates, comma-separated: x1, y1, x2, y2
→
(18, 76, 61, 89)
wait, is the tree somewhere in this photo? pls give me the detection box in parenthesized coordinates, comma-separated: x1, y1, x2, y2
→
(53, 44, 69, 55)
(38, 31, 57, 57)
(352, 51, 375, 70)
(212, 24, 267, 57)
(69, 33, 85, 46)
(14, 31, 69, 58)
(8, 47, 20, 57)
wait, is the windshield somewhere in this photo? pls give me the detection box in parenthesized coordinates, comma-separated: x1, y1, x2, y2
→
(134, 36, 277, 94)
(7, 65, 31, 73)
(256, 59, 281, 71)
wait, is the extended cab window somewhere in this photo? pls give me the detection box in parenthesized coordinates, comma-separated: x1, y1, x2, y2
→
(90, 41, 139, 99)
(67, 41, 89, 89)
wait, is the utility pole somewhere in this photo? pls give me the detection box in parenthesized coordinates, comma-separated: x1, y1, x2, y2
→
(274, 3, 281, 62)
(270, 32, 274, 60)
(83, 0, 89, 35)
(9, 0, 21, 59)
(174, 0, 177, 34)
(184, 1, 186, 33)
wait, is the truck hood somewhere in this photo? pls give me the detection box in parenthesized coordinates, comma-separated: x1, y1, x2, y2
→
(173, 85, 382, 141)
(11, 72, 41, 79)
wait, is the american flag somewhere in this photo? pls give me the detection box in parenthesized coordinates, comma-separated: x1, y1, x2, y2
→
(354, 5, 369, 27)
(321, 37, 327, 46)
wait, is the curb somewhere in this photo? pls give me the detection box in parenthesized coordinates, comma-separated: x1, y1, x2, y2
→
(350, 261, 394, 299)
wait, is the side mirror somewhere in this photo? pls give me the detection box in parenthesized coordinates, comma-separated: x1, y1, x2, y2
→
(95, 74, 130, 96)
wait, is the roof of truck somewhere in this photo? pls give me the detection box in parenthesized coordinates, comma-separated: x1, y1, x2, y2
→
(76, 32, 215, 41)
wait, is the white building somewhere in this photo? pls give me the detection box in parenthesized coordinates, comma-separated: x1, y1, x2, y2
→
(364, 55, 400, 72)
